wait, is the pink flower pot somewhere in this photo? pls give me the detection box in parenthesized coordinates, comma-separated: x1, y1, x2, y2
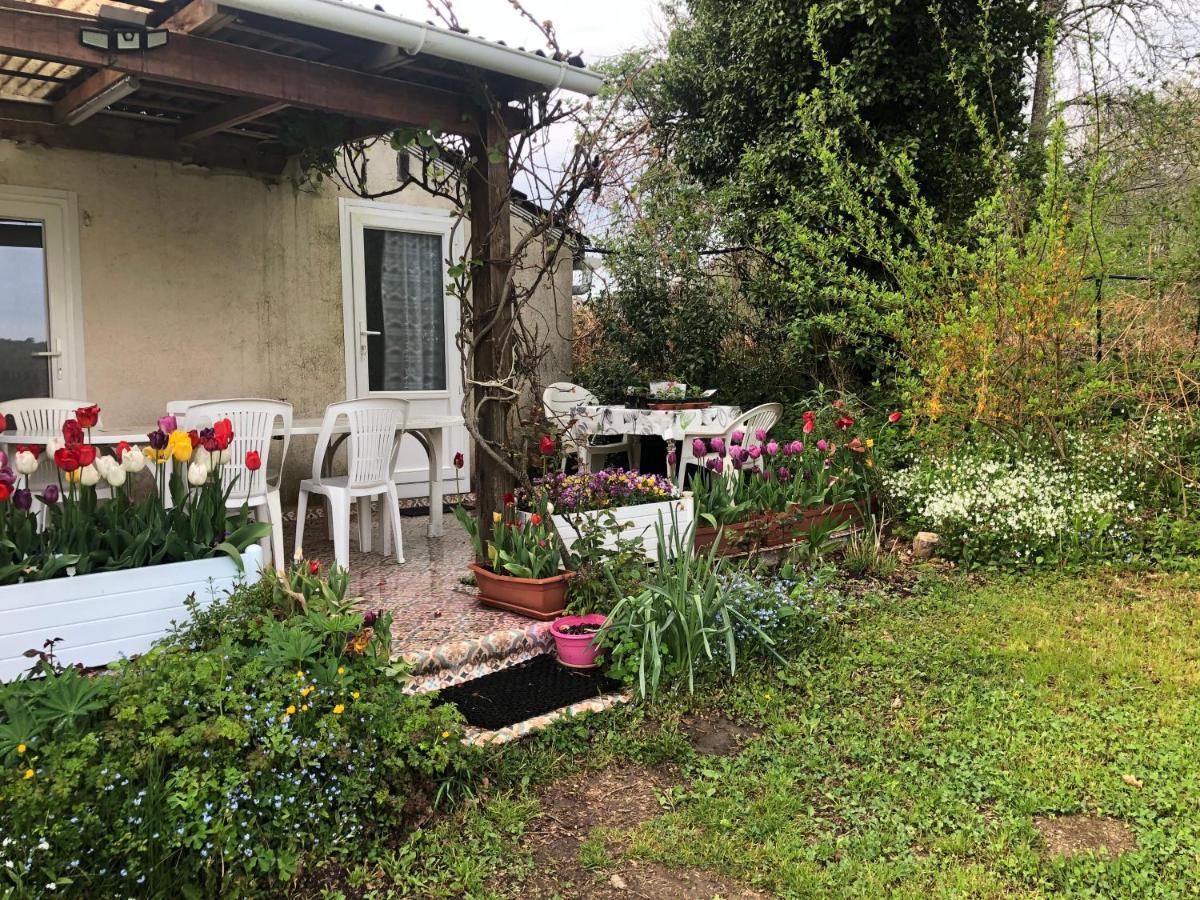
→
(551, 614, 607, 669)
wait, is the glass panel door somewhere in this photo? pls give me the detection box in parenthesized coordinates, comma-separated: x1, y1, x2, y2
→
(0, 218, 51, 403)
(0, 188, 83, 404)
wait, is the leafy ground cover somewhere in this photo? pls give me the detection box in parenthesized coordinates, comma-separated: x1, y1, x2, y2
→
(355, 567, 1200, 898)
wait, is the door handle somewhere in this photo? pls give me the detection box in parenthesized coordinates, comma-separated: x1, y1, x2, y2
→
(360, 330, 381, 337)
(30, 349, 61, 358)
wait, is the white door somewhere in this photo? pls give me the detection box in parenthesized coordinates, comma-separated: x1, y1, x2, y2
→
(339, 199, 469, 497)
(0, 186, 85, 404)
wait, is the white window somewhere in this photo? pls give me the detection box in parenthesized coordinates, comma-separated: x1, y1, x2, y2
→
(0, 186, 85, 403)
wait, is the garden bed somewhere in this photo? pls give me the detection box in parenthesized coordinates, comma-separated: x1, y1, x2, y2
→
(0, 546, 263, 680)
(693, 500, 861, 556)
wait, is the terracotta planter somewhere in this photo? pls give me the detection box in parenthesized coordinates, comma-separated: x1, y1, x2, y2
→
(469, 563, 573, 621)
(693, 520, 757, 556)
(551, 614, 607, 669)
(693, 501, 864, 556)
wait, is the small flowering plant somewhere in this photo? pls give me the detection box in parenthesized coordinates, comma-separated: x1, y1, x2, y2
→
(456, 497, 564, 579)
(517, 468, 677, 514)
(0, 406, 270, 585)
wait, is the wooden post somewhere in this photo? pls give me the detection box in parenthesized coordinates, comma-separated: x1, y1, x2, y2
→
(468, 104, 513, 547)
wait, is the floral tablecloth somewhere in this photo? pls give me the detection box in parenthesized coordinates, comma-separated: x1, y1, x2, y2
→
(570, 404, 742, 442)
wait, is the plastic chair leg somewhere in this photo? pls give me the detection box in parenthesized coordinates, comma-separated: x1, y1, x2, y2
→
(357, 496, 373, 553)
(294, 489, 309, 560)
(385, 483, 405, 564)
(328, 493, 351, 571)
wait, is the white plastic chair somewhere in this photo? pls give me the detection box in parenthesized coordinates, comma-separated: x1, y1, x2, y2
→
(182, 399, 293, 570)
(294, 398, 409, 570)
(1, 397, 110, 499)
(542, 382, 632, 472)
(164, 399, 205, 430)
(676, 402, 783, 489)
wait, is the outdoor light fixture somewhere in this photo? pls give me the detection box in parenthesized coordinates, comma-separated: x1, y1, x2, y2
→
(80, 5, 168, 53)
(59, 74, 141, 126)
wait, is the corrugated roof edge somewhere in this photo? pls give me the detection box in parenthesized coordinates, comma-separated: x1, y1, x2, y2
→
(217, 0, 606, 97)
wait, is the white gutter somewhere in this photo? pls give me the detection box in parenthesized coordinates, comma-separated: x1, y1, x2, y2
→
(216, 0, 606, 97)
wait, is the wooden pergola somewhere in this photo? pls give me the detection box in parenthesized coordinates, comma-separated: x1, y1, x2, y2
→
(0, 0, 602, 531)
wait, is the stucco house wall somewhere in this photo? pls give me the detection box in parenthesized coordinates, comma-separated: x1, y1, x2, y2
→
(0, 140, 574, 497)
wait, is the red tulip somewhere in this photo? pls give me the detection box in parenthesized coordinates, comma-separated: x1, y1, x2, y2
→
(75, 405, 100, 428)
(530, 513, 542, 526)
(453, 451, 464, 469)
(802, 411, 815, 434)
(888, 411, 903, 424)
(835, 416, 855, 430)
(539, 435, 556, 456)
(245, 450, 262, 471)
(115, 441, 131, 460)
(213, 418, 233, 450)
(16, 444, 42, 459)
(62, 418, 83, 445)
(309, 560, 320, 575)
(188, 429, 201, 448)
(76, 445, 97, 467)
(502, 492, 515, 505)
(0, 483, 9, 502)
(54, 447, 80, 472)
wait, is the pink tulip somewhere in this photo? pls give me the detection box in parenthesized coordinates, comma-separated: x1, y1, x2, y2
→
(755, 428, 767, 442)
(705, 456, 724, 475)
(710, 437, 726, 456)
(817, 439, 828, 452)
(789, 440, 804, 455)
(748, 445, 762, 460)
(766, 440, 779, 455)
(667, 450, 677, 468)
(158, 414, 178, 434)
(731, 430, 744, 445)
(691, 438, 707, 458)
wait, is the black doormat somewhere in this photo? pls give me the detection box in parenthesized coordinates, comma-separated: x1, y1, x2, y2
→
(435, 654, 623, 730)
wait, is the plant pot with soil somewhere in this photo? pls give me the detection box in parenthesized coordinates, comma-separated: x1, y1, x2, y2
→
(550, 613, 607, 668)
(455, 500, 572, 620)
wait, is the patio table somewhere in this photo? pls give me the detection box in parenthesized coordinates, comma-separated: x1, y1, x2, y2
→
(0, 413, 464, 537)
(569, 404, 742, 479)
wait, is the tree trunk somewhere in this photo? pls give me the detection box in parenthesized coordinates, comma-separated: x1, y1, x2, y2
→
(468, 105, 514, 549)
(1028, 0, 1067, 154)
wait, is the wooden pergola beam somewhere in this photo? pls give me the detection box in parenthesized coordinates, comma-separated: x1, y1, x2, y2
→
(161, 0, 235, 35)
(0, 99, 287, 172)
(176, 96, 285, 141)
(0, 2, 482, 135)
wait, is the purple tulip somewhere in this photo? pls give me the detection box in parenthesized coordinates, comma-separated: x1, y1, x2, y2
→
(157, 414, 178, 434)
(148, 429, 169, 450)
(766, 440, 779, 456)
(691, 438, 707, 458)
(731, 430, 744, 445)
(762, 466, 773, 481)
(777, 466, 792, 482)
(13, 488, 32, 511)
(0, 469, 13, 488)
(705, 456, 724, 475)
(729, 446, 745, 464)
(816, 439, 828, 452)
(667, 450, 677, 468)
(42, 484, 60, 504)
(789, 440, 804, 455)
(755, 428, 767, 442)
(710, 437, 726, 457)
(363, 610, 378, 627)
(748, 445, 762, 460)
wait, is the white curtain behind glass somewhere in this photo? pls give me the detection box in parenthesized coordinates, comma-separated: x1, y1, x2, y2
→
(364, 228, 446, 392)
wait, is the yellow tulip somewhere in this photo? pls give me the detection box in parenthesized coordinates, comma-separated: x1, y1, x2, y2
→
(168, 430, 193, 463)
(492, 511, 502, 524)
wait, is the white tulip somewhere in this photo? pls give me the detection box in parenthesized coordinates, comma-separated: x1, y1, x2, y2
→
(79, 464, 99, 487)
(44, 438, 63, 458)
(94, 455, 116, 478)
(194, 445, 214, 473)
(121, 447, 146, 473)
(187, 461, 208, 486)
(14, 450, 39, 475)
(104, 465, 126, 488)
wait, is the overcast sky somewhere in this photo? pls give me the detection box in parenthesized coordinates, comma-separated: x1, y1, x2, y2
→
(379, 0, 663, 68)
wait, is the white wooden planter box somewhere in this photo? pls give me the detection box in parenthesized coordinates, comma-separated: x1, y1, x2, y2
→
(535, 496, 694, 560)
(0, 546, 263, 682)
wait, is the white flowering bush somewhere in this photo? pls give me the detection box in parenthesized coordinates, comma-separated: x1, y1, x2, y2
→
(884, 441, 1146, 567)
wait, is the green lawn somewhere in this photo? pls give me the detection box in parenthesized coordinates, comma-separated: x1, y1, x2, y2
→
(344, 569, 1200, 898)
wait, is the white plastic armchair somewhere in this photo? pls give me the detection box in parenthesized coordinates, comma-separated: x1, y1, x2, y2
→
(676, 402, 783, 489)
(164, 399, 204, 430)
(542, 382, 632, 472)
(1, 397, 109, 499)
(183, 399, 293, 570)
(294, 398, 410, 571)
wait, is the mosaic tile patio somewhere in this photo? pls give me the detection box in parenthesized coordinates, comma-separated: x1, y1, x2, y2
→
(286, 507, 556, 694)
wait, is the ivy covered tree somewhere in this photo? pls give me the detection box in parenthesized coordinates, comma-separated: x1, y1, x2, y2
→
(649, 0, 1042, 226)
